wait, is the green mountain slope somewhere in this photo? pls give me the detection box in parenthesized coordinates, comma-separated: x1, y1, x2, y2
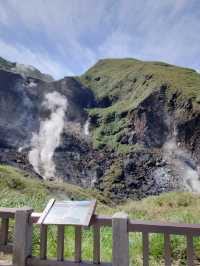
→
(80, 58, 200, 151)
(1, 56, 200, 201)
(81, 58, 200, 106)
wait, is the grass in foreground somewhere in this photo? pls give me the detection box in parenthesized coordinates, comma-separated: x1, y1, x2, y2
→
(1, 164, 200, 265)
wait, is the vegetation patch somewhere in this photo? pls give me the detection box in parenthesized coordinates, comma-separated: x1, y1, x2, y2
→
(79, 58, 200, 152)
(1, 165, 200, 264)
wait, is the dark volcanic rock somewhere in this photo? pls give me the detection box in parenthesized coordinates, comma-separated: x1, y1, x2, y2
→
(0, 69, 189, 201)
(176, 114, 200, 160)
(0, 148, 42, 179)
(0, 70, 40, 148)
(0, 70, 94, 149)
(0, 68, 97, 186)
(131, 87, 169, 148)
(1, 57, 200, 202)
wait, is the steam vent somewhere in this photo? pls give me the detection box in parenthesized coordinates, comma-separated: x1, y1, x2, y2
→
(1, 57, 200, 202)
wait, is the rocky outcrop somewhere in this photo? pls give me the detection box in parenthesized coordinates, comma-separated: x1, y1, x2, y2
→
(0, 66, 96, 183)
(0, 57, 53, 82)
(122, 85, 169, 148)
(1, 57, 200, 202)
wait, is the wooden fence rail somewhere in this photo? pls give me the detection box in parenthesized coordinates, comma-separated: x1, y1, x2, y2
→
(1, 208, 200, 266)
(0, 208, 16, 255)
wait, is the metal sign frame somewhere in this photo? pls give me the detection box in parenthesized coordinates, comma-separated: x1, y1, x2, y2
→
(37, 199, 96, 226)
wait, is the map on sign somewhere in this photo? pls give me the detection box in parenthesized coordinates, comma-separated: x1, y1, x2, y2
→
(37, 199, 96, 226)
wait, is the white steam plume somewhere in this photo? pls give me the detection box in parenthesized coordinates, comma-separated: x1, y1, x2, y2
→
(83, 118, 90, 136)
(28, 91, 68, 179)
(163, 137, 200, 193)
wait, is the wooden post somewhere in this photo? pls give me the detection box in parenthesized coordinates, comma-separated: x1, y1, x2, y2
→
(12, 207, 33, 266)
(164, 233, 171, 266)
(142, 232, 149, 266)
(187, 234, 194, 266)
(75, 226, 82, 262)
(0, 218, 9, 245)
(93, 224, 100, 264)
(57, 225, 65, 261)
(112, 212, 129, 266)
(40, 225, 48, 260)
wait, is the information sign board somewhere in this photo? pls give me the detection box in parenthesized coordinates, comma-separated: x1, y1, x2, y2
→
(37, 199, 96, 226)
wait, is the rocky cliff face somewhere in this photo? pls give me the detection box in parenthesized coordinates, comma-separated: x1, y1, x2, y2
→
(0, 57, 53, 82)
(1, 57, 200, 202)
(0, 65, 96, 181)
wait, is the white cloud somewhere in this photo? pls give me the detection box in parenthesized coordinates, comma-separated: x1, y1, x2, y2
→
(0, 0, 106, 75)
(98, 31, 134, 58)
(173, 0, 188, 12)
(97, 0, 200, 71)
(0, 0, 109, 42)
(0, 0, 199, 76)
(0, 39, 73, 79)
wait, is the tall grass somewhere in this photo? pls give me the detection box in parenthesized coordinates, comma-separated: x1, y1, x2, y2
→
(1, 165, 200, 265)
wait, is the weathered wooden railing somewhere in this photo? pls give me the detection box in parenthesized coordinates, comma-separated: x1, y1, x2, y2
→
(0, 207, 200, 266)
(0, 207, 17, 255)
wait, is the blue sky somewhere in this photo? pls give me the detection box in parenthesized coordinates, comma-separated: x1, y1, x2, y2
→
(0, 0, 199, 79)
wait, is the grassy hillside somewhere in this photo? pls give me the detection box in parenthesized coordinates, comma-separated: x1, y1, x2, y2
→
(79, 58, 200, 151)
(1, 164, 200, 265)
(81, 58, 200, 107)
(0, 164, 108, 210)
